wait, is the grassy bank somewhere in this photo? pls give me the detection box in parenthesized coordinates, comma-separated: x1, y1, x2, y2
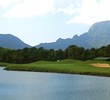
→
(0, 62, 10, 67)
(2, 59, 110, 77)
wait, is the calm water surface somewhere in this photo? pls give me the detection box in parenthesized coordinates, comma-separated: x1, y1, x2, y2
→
(0, 67, 110, 100)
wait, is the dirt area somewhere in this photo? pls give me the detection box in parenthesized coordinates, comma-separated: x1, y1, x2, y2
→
(90, 63, 110, 68)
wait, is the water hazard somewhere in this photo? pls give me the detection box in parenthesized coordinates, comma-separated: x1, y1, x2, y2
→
(0, 67, 110, 100)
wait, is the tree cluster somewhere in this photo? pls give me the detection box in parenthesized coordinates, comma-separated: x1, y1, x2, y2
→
(0, 44, 110, 64)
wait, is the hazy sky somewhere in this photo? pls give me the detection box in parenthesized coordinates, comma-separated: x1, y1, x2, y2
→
(0, 0, 110, 46)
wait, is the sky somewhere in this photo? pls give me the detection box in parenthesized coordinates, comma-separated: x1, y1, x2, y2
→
(0, 0, 110, 46)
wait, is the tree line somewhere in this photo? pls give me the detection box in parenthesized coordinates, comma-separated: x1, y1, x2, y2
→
(0, 44, 110, 64)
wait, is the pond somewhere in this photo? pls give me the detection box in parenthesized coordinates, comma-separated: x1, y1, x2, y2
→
(0, 67, 110, 100)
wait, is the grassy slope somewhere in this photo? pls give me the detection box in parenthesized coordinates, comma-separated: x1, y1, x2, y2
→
(2, 59, 110, 77)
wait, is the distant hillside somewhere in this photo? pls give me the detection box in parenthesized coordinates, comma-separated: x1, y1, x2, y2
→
(36, 20, 110, 50)
(0, 34, 31, 49)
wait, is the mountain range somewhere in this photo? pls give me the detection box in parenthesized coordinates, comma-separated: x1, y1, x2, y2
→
(0, 34, 30, 49)
(0, 20, 110, 50)
(36, 20, 110, 50)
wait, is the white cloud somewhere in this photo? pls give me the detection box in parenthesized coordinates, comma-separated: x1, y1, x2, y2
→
(65, 0, 110, 25)
(56, 0, 81, 15)
(0, 0, 14, 8)
(57, 3, 79, 15)
(3, 0, 54, 18)
(2, 0, 110, 24)
(2, 0, 82, 18)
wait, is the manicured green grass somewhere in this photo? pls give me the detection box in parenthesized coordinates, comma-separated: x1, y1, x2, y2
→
(3, 59, 110, 77)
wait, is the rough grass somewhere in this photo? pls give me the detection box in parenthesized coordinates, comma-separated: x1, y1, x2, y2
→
(0, 62, 9, 67)
(2, 59, 110, 77)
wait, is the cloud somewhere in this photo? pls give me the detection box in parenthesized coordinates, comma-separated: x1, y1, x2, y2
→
(2, 0, 81, 18)
(3, 0, 54, 18)
(2, 0, 110, 25)
(64, 0, 110, 25)
(56, 0, 81, 15)
(0, 0, 14, 8)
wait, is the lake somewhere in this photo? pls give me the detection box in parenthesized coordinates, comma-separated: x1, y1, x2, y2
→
(0, 67, 110, 100)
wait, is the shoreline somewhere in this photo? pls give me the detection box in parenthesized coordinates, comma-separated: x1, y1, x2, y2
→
(1, 59, 110, 77)
(3, 67, 110, 78)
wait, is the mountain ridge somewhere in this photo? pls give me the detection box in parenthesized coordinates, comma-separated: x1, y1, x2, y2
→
(36, 20, 110, 50)
(0, 20, 110, 50)
(0, 34, 31, 49)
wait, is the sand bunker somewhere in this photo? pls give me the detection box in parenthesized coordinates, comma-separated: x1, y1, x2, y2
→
(91, 63, 110, 68)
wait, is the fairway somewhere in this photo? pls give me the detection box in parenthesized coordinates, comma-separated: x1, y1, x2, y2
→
(2, 59, 110, 77)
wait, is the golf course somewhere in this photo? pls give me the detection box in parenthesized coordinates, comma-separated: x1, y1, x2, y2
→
(1, 59, 110, 77)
